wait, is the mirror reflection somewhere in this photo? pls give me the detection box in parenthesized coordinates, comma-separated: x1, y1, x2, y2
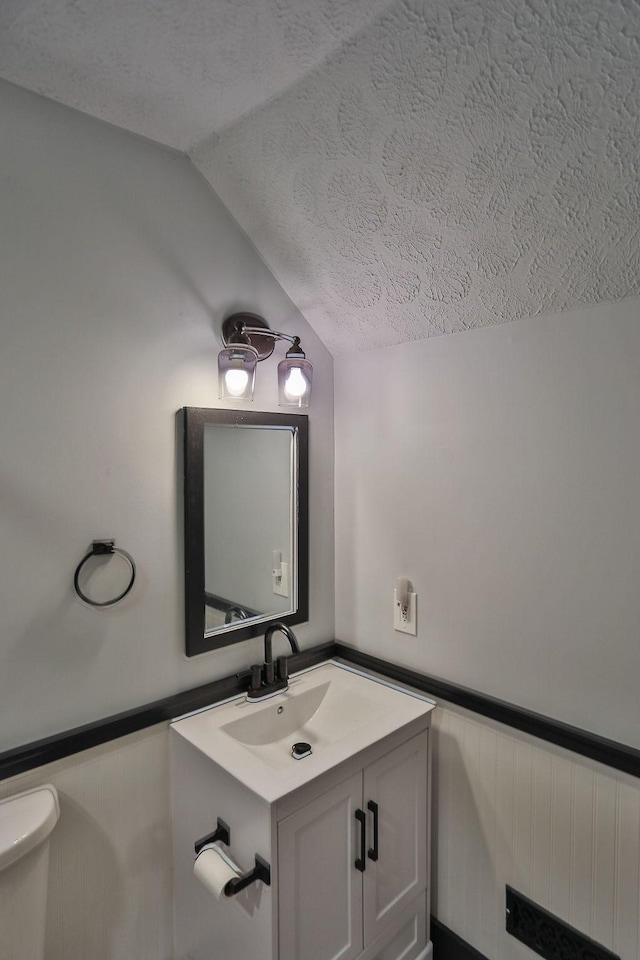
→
(204, 424, 295, 632)
(183, 408, 309, 656)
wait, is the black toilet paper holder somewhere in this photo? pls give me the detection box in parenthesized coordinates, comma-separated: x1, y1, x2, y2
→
(194, 817, 231, 854)
(194, 817, 271, 896)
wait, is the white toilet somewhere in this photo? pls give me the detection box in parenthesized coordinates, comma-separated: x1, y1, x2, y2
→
(0, 784, 60, 960)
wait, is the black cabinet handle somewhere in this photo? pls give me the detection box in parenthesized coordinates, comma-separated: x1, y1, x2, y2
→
(355, 808, 366, 872)
(367, 800, 379, 861)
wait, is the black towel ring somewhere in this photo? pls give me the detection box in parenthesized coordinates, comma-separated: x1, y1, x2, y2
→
(73, 540, 136, 607)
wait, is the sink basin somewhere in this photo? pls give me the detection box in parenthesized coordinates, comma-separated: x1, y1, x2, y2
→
(221, 681, 333, 747)
(220, 674, 401, 770)
(172, 661, 435, 802)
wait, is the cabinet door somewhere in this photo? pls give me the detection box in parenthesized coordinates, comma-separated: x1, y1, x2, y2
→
(362, 732, 428, 945)
(278, 771, 364, 960)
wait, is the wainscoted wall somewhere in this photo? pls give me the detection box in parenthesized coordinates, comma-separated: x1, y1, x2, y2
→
(3, 691, 638, 960)
(0, 78, 334, 755)
(333, 299, 640, 959)
(432, 704, 640, 960)
(334, 298, 640, 749)
(0, 726, 173, 960)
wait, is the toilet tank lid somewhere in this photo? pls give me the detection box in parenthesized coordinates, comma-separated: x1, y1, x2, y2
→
(0, 785, 60, 872)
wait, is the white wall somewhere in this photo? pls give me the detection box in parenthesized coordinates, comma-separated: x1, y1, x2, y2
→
(4, 73, 638, 960)
(432, 704, 640, 960)
(0, 79, 334, 752)
(0, 726, 174, 960)
(335, 304, 640, 958)
(335, 299, 640, 749)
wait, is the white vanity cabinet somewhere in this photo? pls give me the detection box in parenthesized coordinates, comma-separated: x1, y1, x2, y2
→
(170, 662, 434, 960)
(277, 731, 429, 960)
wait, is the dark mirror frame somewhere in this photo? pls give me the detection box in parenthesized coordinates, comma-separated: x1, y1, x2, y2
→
(182, 407, 309, 656)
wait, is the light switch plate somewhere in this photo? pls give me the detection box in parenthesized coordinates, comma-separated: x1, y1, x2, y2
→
(394, 590, 417, 635)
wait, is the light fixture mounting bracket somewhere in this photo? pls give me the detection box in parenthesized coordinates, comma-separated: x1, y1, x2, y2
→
(222, 313, 275, 362)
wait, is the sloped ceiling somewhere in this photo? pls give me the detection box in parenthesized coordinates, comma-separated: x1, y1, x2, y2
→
(1, 0, 639, 354)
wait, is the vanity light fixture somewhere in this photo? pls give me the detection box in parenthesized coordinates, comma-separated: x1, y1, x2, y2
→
(218, 313, 313, 407)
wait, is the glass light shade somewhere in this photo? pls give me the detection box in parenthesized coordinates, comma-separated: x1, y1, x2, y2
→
(218, 345, 258, 401)
(277, 357, 313, 408)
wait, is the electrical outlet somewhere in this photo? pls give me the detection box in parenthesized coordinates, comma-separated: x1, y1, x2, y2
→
(394, 589, 417, 635)
(273, 561, 289, 597)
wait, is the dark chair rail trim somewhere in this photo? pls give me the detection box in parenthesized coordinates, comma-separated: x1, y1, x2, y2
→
(333, 643, 640, 779)
(1, 640, 638, 782)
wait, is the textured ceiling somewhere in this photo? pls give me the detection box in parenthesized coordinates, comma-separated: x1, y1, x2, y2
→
(2, 0, 639, 354)
(0, 0, 391, 147)
(193, 0, 640, 353)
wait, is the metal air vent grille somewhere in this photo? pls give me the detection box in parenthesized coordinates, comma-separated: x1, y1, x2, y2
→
(506, 887, 619, 960)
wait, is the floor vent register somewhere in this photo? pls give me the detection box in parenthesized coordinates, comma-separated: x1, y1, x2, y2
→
(506, 887, 619, 960)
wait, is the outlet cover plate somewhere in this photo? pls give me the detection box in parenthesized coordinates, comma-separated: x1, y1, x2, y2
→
(273, 561, 289, 597)
(394, 591, 417, 635)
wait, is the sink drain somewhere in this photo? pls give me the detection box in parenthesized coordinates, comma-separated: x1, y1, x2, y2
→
(291, 742, 312, 760)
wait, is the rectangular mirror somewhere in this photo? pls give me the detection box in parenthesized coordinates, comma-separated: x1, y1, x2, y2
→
(183, 407, 309, 656)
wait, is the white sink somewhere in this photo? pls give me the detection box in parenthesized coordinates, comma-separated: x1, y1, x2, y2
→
(171, 661, 435, 802)
(221, 681, 334, 747)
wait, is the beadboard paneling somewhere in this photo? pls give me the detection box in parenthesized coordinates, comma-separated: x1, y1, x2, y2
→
(0, 724, 173, 960)
(432, 704, 640, 960)
(3, 679, 638, 960)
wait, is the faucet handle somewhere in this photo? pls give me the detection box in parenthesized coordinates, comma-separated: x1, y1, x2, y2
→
(277, 656, 289, 682)
(250, 664, 262, 692)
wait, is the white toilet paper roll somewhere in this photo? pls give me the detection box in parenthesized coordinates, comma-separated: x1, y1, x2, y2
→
(193, 844, 240, 901)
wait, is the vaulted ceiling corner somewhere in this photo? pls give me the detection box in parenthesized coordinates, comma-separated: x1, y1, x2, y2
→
(2, 0, 639, 355)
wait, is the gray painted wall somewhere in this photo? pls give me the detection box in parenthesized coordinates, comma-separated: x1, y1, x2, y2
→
(335, 299, 640, 748)
(2, 73, 638, 960)
(0, 80, 334, 752)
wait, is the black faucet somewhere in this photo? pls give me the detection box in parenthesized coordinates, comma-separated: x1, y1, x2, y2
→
(247, 622, 300, 701)
(224, 605, 249, 624)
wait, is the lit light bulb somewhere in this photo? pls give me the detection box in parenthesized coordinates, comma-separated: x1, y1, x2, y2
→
(225, 368, 250, 397)
(284, 366, 307, 400)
